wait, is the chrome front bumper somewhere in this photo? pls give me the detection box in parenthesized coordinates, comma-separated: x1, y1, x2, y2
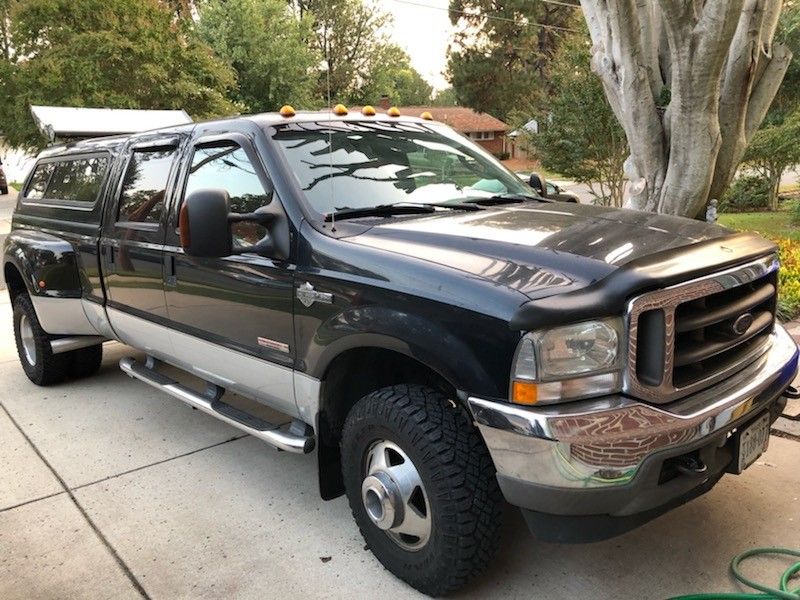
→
(470, 325, 798, 494)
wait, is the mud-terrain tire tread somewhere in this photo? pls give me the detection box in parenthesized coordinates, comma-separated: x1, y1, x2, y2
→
(12, 294, 69, 386)
(341, 384, 503, 596)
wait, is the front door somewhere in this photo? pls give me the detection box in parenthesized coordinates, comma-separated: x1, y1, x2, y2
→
(163, 128, 297, 415)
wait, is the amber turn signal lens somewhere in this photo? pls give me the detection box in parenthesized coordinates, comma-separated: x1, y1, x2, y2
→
(512, 380, 538, 405)
(333, 104, 349, 116)
(362, 105, 376, 116)
(387, 106, 401, 117)
(279, 105, 296, 117)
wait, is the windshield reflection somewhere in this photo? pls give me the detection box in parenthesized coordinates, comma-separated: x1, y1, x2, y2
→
(271, 120, 528, 214)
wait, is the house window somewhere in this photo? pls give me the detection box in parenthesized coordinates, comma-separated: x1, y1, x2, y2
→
(469, 131, 496, 141)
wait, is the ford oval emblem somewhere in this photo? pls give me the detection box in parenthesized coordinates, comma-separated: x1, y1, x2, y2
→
(732, 313, 754, 336)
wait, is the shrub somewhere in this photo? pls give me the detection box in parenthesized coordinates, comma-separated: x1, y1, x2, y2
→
(777, 238, 800, 321)
(791, 200, 800, 226)
(719, 175, 771, 212)
(494, 151, 511, 161)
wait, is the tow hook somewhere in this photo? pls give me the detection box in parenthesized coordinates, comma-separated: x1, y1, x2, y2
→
(674, 454, 708, 478)
(782, 385, 800, 422)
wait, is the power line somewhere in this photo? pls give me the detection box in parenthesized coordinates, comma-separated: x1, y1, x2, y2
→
(388, 0, 583, 33)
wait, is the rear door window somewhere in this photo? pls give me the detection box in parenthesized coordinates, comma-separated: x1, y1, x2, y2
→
(45, 157, 109, 203)
(117, 147, 177, 224)
(24, 156, 109, 204)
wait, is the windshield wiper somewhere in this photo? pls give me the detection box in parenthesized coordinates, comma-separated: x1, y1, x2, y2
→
(324, 202, 481, 222)
(465, 192, 553, 206)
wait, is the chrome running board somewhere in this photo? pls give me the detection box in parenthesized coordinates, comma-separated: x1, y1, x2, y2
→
(119, 356, 315, 454)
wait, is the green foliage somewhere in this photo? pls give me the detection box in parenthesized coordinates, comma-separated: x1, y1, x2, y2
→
(777, 239, 800, 321)
(350, 45, 433, 106)
(0, 0, 237, 150)
(287, 0, 430, 106)
(447, 0, 577, 120)
(743, 111, 800, 210)
(791, 200, 800, 226)
(738, 5, 800, 210)
(720, 174, 772, 212)
(196, 0, 318, 112)
(431, 87, 458, 107)
(530, 28, 628, 207)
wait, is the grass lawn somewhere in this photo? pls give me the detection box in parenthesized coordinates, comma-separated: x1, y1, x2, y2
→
(718, 211, 800, 241)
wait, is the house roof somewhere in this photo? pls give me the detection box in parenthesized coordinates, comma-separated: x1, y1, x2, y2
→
(350, 105, 509, 133)
(400, 106, 509, 133)
(30, 105, 193, 140)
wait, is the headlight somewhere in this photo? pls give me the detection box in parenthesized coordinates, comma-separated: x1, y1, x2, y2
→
(510, 318, 624, 405)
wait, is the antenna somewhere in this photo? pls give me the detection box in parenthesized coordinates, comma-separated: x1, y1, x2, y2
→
(326, 39, 336, 232)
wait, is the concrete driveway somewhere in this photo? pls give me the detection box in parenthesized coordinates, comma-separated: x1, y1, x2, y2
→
(1, 303, 800, 597)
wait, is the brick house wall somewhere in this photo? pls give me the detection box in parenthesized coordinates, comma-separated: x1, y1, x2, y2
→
(475, 134, 506, 155)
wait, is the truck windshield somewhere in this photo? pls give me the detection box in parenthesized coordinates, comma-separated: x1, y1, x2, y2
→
(270, 120, 530, 216)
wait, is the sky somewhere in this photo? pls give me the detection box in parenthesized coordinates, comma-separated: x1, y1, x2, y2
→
(383, 0, 455, 91)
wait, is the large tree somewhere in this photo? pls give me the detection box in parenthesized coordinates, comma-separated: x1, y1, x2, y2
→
(288, 0, 394, 104)
(197, 0, 319, 113)
(351, 45, 433, 106)
(581, 0, 792, 217)
(447, 0, 577, 120)
(0, 0, 237, 150)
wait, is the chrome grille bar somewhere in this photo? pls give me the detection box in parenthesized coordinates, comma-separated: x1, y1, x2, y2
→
(625, 254, 779, 404)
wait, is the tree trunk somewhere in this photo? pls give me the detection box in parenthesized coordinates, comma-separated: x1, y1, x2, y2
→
(580, 0, 792, 217)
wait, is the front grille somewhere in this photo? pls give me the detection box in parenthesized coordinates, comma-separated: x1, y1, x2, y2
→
(626, 255, 778, 404)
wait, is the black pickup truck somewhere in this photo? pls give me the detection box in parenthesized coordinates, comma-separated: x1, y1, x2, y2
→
(3, 108, 798, 596)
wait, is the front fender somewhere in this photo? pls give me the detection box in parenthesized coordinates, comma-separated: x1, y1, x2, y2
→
(3, 230, 83, 298)
(305, 303, 507, 398)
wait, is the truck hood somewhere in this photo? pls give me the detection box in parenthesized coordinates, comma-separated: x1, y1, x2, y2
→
(347, 202, 733, 299)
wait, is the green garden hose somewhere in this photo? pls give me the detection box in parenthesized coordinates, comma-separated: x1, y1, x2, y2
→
(669, 548, 800, 599)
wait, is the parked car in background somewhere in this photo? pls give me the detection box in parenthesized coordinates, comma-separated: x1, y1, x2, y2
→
(4, 108, 798, 596)
(0, 159, 9, 195)
(518, 171, 580, 202)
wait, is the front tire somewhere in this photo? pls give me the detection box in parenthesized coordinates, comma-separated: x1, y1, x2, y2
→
(341, 385, 503, 596)
(13, 294, 69, 386)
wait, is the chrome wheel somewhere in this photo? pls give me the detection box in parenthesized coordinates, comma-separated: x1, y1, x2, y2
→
(361, 440, 431, 552)
(19, 313, 37, 366)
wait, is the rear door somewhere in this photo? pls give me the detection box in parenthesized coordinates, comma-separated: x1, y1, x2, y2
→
(162, 122, 297, 414)
(100, 135, 186, 354)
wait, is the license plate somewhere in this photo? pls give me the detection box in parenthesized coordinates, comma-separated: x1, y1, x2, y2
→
(736, 412, 770, 473)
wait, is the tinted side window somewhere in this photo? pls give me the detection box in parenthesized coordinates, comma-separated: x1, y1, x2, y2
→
(117, 148, 176, 224)
(45, 157, 109, 203)
(185, 144, 271, 244)
(25, 163, 55, 200)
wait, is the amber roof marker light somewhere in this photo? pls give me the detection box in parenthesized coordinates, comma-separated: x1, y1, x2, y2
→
(279, 105, 296, 118)
(362, 105, 377, 116)
(421, 111, 434, 121)
(333, 104, 349, 116)
(387, 107, 401, 117)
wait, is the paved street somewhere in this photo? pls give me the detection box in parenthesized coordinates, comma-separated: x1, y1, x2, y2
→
(0, 288, 799, 599)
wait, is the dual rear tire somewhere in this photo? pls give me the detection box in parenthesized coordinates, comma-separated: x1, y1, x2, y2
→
(12, 294, 103, 386)
(341, 385, 503, 596)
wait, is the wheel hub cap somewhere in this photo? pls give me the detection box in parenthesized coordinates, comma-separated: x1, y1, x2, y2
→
(19, 314, 37, 366)
(362, 440, 431, 552)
